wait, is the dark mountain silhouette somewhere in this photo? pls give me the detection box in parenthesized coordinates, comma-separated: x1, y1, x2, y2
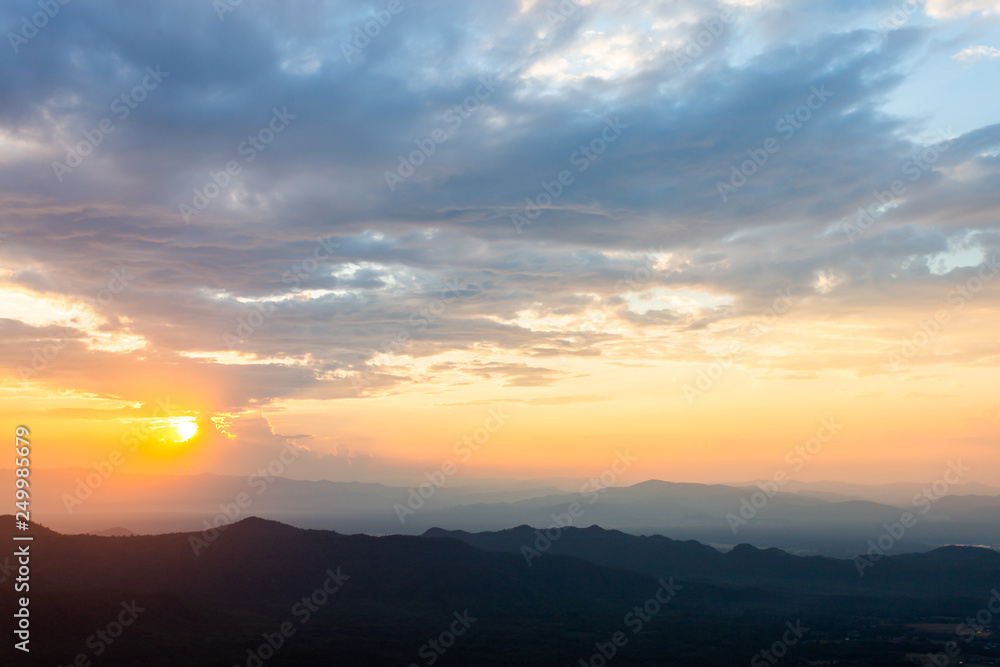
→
(424, 524, 1000, 596)
(3, 516, 999, 666)
(88, 526, 135, 536)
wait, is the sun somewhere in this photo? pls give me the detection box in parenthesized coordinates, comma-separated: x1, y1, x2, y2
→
(140, 415, 201, 459)
(167, 416, 199, 442)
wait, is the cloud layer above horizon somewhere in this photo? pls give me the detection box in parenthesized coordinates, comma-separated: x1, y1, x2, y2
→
(2, 0, 999, 482)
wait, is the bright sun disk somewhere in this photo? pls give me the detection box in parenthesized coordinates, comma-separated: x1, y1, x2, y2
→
(168, 417, 199, 442)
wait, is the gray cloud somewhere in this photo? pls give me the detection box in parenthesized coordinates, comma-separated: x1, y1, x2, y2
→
(1, 0, 998, 420)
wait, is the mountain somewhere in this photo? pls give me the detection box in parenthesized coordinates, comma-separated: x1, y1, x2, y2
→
(4, 516, 1000, 666)
(736, 479, 1000, 505)
(424, 524, 1000, 596)
(7, 468, 1000, 557)
(416, 480, 1000, 557)
(0, 468, 567, 535)
(88, 526, 135, 536)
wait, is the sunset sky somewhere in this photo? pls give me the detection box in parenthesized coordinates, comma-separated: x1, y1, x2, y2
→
(1, 0, 999, 486)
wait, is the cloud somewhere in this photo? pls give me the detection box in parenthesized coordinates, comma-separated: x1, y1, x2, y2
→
(952, 45, 1000, 61)
(0, 0, 997, 419)
(925, 0, 1000, 18)
(435, 394, 610, 407)
(428, 361, 570, 387)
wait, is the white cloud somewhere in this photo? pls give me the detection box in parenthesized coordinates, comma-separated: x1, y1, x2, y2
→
(952, 45, 1000, 62)
(925, 0, 1000, 19)
(0, 285, 147, 353)
(926, 243, 986, 276)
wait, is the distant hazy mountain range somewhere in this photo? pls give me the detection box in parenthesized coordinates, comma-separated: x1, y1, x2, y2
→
(6, 468, 1000, 557)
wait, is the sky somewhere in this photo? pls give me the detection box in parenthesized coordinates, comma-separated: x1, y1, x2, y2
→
(1, 0, 998, 487)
